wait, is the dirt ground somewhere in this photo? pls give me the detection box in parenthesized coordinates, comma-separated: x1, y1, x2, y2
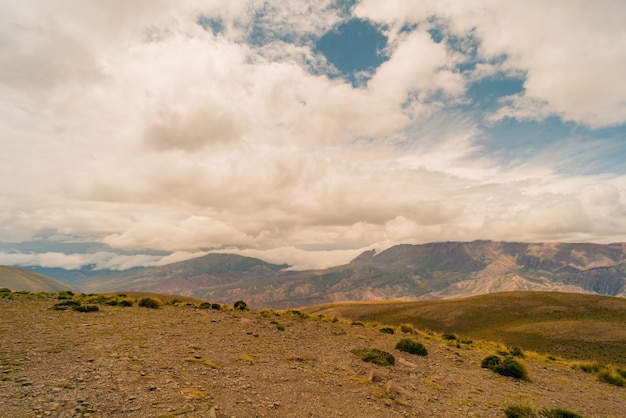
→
(1, 298, 625, 417)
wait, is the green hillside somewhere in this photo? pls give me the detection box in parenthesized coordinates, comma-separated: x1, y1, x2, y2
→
(304, 291, 626, 366)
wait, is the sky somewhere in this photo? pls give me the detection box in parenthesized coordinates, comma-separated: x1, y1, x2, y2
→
(1, 0, 626, 271)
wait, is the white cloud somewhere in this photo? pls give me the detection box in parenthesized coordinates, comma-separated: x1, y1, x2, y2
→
(0, 0, 624, 272)
(356, 0, 626, 127)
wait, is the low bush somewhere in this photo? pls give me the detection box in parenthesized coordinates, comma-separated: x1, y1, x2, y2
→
(234, 300, 248, 310)
(0, 287, 11, 293)
(481, 355, 502, 369)
(540, 408, 584, 418)
(350, 321, 365, 326)
(442, 333, 457, 340)
(270, 320, 285, 331)
(504, 404, 536, 418)
(574, 361, 626, 387)
(73, 305, 99, 313)
(395, 338, 428, 356)
(52, 300, 81, 310)
(504, 405, 584, 418)
(400, 324, 415, 334)
(380, 327, 395, 334)
(211, 303, 221, 310)
(351, 348, 395, 366)
(138, 298, 161, 309)
(118, 300, 133, 307)
(573, 361, 604, 373)
(481, 355, 528, 380)
(199, 302, 212, 309)
(509, 346, 525, 358)
(597, 369, 625, 386)
(57, 290, 73, 300)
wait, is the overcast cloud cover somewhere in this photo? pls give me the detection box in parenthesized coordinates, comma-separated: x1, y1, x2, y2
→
(1, 0, 625, 271)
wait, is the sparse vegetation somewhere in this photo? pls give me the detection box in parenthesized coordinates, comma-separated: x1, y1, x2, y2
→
(270, 320, 285, 331)
(395, 338, 428, 356)
(573, 361, 626, 387)
(138, 298, 161, 309)
(400, 324, 415, 333)
(57, 290, 74, 300)
(481, 355, 529, 380)
(234, 300, 248, 311)
(442, 333, 457, 340)
(73, 305, 100, 313)
(504, 404, 536, 418)
(52, 300, 81, 310)
(184, 357, 221, 369)
(380, 327, 395, 334)
(303, 292, 626, 366)
(596, 369, 625, 387)
(351, 348, 395, 366)
(505, 405, 584, 418)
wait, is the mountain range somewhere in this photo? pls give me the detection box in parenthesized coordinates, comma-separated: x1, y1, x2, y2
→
(18, 240, 626, 309)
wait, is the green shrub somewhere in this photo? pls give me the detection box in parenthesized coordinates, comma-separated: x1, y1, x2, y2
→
(283, 309, 309, 319)
(211, 303, 221, 310)
(351, 348, 395, 366)
(505, 405, 584, 418)
(117, 300, 133, 307)
(88, 295, 109, 304)
(199, 302, 212, 309)
(400, 324, 414, 333)
(442, 333, 457, 340)
(57, 290, 72, 300)
(573, 361, 605, 373)
(270, 321, 285, 331)
(73, 305, 99, 313)
(138, 298, 161, 309)
(350, 321, 364, 326)
(597, 369, 625, 386)
(0, 287, 11, 293)
(482, 355, 528, 380)
(498, 357, 529, 380)
(395, 338, 428, 356)
(380, 327, 395, 334)
(481, 355, 502, 369)
(233, 300, 248, 310)
(504, 404, 536, 418)
(509, 346, 525, 358)
(539, 409, 584, 418)
(52, 300, 81, 310)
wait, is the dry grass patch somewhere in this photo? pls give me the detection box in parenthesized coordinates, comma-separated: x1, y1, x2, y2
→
(184, 357, 221, 369)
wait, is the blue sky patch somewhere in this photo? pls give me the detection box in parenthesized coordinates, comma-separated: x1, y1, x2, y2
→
(316, 18, 388, 85)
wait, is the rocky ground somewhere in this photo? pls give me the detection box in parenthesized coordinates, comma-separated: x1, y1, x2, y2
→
(1, 297, 625, 417)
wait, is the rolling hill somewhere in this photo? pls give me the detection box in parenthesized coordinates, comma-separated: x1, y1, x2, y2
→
(0, 265, 77, 293)
(26, 240, 626, 308)
(304, 291, 626, 366)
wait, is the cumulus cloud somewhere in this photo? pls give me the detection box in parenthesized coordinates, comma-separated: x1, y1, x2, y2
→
(0, 1, 624, 272)
(356, 0, 626, 127)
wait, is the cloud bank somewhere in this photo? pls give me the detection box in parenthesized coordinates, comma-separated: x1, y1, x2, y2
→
(1, 1, 625, 270)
